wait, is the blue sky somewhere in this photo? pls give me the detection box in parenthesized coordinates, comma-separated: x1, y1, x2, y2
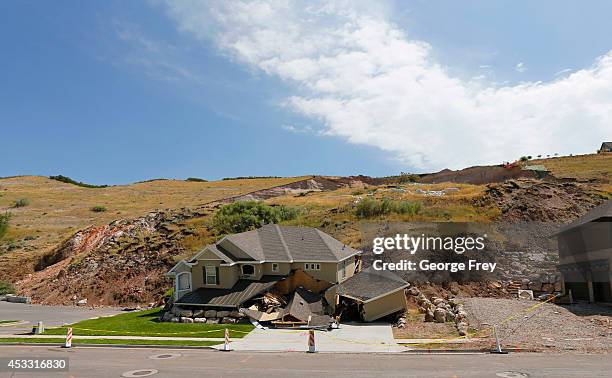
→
(1, 1, 611, 185)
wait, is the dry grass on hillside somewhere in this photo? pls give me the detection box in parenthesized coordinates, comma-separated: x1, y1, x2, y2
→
(266, 183, 499, 250)
(531, 153, 611, 182)
(269, 183, 498, 223)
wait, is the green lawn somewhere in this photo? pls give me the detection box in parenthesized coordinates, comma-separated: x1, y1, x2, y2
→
(0, 338, 220, 347)
(43, 308, 253, 338)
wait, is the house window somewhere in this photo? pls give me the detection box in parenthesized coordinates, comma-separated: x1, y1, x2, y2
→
(304, 263, 320, 271)
(205, 266, 218, 285)
(177, 272, 191, 291)
(271, 263, 279, 272)
(241, 264, 255, 276)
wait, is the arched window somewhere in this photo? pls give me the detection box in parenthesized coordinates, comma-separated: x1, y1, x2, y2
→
(241, 265, 255, 276)
(177, 272, 191, 291)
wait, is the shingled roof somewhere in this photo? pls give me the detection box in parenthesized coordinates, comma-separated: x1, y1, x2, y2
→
(207, 224, 360, 263)
(553, 199, 612, 236)
(334, 267, 409, 302)
(176, 276, 281, 308)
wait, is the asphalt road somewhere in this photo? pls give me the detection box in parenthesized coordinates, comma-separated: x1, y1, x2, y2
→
(0, 302, 122, 335)
(0, 346, 610, 377)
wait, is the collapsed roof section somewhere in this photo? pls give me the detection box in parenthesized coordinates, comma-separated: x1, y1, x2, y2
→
(333, 267, 409, 303)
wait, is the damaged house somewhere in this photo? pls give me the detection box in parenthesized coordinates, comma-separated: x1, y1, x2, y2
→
(165, 224, 409, 326)
(165, 224, 359, 326)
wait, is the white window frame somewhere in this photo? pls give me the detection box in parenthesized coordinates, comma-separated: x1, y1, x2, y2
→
(271, 263, 279, 272)
(177, 272, 191, 291)
(205, 266, 217, 285)
(304, 263, 321, 271)
(241, 264, 256, 277)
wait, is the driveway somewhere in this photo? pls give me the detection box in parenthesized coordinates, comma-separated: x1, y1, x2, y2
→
(0, 301, 122, 335)
(217, 322, 406, 353)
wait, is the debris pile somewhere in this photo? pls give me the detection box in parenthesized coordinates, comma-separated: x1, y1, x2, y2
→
(244, 287, 335, 329)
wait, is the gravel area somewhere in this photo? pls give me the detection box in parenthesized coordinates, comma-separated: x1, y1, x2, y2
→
(463, 298, 612, 353)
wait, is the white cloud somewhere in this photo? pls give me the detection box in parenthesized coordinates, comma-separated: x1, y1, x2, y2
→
(554, 68, 573, 76)
(515, 62, 526, 73)
(161, 0, 612, 171)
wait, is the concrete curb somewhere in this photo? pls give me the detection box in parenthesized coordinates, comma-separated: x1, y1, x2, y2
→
(0, 343, 533, 354)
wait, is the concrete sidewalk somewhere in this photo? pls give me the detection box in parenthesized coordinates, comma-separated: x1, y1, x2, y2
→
(0, 334, 225, 342)
(215, 322, 407, 353)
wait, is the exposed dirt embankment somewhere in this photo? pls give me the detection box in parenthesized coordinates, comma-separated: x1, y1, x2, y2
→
(16, 208, 213, 306)
(420, 166, 537, 185)
(483, 179, 610, 222)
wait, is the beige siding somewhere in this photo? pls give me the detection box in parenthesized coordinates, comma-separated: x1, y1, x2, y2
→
(337, 258, 356, 283)
(192, 261, 239, 289)
(290, 262, 340, 283)
(362, 289, 407, 322)
(263, 262, 291, 276)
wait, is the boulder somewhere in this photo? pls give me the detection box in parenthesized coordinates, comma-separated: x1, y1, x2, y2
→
(432, 298, 445, 306)
(222, 317, 237, 324)
(528, 281, 542, 291)
(192, 309, 205, 318)
(457, 322, 468, 336)
(229, 310, 242, 318)
(445, 310, 455, 322)
(180, 317, 194, 323)
(76, 299, 87, 306)
(216, 311, 230, 318)
(425, 309, 434, 322)
(170, 316, 180, 323)
(161, 312, 173, 322)
(193, 318, 207, 323)
(449, 282, 460, 295)
(434, 308, 446, 323)
(407, 287, 420, 296)
(204, 310, 217, 318)
(455, 310, 468, 322)
(206, 318, 220, 324)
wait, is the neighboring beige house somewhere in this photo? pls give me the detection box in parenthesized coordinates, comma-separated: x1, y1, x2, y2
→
(166, 224, 361, 307)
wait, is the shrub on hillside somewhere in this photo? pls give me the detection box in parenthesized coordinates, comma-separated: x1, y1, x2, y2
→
(49, 175, 108, 188)
(0, 281, 15, 295)
(14, 198, 29, 208)
(355, 198, 421, 218)
(0, 213, 10, 240)
(185, 177, 208, 182)
(90, 206, 107, 213)
(212, 201, 299, 234)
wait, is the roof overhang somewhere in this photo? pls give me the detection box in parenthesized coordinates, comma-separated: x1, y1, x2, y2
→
(337, 284, 409, 304)
(165, 259, 196, 276)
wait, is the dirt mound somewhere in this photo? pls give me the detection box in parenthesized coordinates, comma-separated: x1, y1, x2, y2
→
(484, 179, 610, 222)
(16, 208, 211, 306)
(420, 165, 537, 185)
